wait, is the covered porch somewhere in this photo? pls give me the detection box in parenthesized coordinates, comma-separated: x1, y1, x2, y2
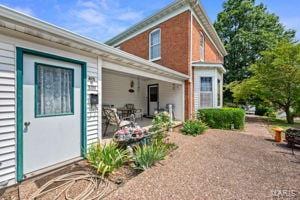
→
(101, 63, 186, 140)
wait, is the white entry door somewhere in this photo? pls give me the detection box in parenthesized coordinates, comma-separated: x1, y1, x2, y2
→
(148, 84, 159, 116)
(23, 54, 82, 175)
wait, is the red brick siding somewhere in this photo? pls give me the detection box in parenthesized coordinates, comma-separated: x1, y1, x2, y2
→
(120, 11, 191, 75)
(184, 80, 191, 119)
(192, 16, 223, 63)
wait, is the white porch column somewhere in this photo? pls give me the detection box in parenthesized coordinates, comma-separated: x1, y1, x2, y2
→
(97, 56, 103, 142)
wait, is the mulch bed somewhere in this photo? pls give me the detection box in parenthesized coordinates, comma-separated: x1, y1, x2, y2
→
(0, 161, 139, 200)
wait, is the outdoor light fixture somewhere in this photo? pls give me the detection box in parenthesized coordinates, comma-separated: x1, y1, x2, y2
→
(129, 80, 135, 93)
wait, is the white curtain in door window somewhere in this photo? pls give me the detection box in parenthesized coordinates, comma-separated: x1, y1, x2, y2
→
(36, 64, 73, 116)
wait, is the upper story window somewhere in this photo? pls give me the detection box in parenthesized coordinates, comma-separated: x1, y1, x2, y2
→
(149, 29, 161, 61)
(200, 32, 205, 61)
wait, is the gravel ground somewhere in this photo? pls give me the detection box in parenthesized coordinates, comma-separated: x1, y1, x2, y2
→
(105, 121, 300, 200)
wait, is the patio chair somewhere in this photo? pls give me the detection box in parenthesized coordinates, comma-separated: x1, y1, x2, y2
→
(125, 104, 143, 120)
(102, 108, 133, 136)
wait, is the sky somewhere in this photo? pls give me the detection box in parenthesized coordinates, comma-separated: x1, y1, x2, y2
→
(0, 0, 299, 42)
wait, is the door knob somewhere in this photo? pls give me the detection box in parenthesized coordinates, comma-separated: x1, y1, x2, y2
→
(24, 122, 31, 128)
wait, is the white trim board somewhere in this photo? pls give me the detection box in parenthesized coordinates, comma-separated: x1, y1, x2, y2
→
(193, 63, 226, 73)
(103, 61, 184, 85)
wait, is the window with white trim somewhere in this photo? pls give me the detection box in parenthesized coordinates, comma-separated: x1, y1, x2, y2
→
(149, 29, 161, 60)
(200, 77, 213, 108)
(200, 32, 205, 61)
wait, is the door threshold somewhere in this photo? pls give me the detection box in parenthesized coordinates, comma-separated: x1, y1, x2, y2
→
(143, 115, 154, 119)
(23, 157, 83, 180)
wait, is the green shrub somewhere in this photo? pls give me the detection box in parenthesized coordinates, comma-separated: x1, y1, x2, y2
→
(197, 108, 245, 130)
(87, 142, 128, 177)
(181, 120, 207, 136)
(133, 140, 167, 170)
(150, 112, 172, 133)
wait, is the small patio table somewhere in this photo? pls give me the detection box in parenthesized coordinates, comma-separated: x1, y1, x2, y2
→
(117, 107, 132, 118)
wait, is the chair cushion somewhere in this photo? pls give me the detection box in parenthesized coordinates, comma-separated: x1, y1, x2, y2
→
(120, 120, 131, 127)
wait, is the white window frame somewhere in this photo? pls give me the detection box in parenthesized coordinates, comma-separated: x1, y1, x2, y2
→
(149, 28, 161, 61)
(217, 79, 221, 107)
(200, 32, 205, 61)
(200, 76, 213, 108)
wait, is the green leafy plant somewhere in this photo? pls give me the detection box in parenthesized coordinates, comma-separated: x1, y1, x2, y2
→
(198, 108, 245, 130)
(181, 120, 208, 136)
(150, 112, 172, 133)
(133, 140, 167, 171)
(87, 142, 128, 177)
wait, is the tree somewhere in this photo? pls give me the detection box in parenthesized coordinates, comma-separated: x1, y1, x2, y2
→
(231, 41, 300, 124)
(214, 0, 295, 86)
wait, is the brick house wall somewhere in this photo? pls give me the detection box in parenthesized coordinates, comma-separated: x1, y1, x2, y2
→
(192, 16, 223, 63)
(119, 11, 191, 75)
(117, 11, 223, 119)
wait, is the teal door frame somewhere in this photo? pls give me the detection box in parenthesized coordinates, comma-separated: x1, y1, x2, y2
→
(16, 47, 87, 182)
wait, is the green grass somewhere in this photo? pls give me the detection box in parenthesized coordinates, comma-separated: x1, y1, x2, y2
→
(266, 118, 300, 136)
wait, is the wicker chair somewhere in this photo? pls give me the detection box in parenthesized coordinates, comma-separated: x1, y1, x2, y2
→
(102, 108, 132, 136)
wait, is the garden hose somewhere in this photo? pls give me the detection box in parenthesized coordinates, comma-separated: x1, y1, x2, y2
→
(29, 171, 110, 200)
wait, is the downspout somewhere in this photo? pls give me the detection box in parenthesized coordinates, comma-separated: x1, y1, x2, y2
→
(189, 9, 193, 118)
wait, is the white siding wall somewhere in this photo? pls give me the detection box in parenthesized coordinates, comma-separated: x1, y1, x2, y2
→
(87, 61, 100, 145)
(0, 42, 16, 186)
(146, 80, 184, 121)
(102, 71, 184, 121)
(194, 67, 223, 111)
(102, 71, 147, 113)
(0, 34, 101, 187)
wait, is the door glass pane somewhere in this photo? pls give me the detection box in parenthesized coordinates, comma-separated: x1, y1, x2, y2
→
(150, 86, 158, 102)
(36, 64, 74, 117)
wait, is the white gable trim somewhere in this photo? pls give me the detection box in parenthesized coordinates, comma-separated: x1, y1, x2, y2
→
(107, 5, 190, 47)
(190, 11, 224, 58)
(106, 1, 227, 56)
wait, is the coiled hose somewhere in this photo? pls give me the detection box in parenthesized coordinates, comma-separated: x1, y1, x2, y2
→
(29, 171, 110, 200)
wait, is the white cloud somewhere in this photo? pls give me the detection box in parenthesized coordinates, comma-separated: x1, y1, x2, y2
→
(76, 9, 105, 25)
(117, 10, 144, 21)
(60, 0, 144, 41)
(12, 6, 34, 16)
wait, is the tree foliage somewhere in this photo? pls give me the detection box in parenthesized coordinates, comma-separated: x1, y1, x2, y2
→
(231, 41, 300, 124)
(214, 0, 295, 85)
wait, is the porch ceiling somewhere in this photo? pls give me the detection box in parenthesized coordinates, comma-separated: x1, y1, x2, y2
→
(103, 60, 186, 85)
